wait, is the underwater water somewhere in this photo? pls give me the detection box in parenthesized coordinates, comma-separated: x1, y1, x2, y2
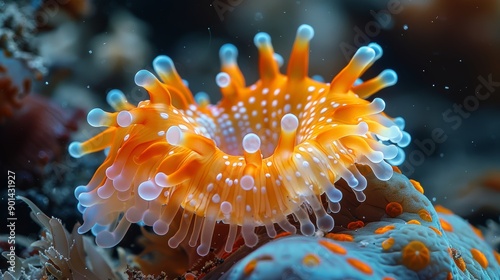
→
(1, 0, 500, 279)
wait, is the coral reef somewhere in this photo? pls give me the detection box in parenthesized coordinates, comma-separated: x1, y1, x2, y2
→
(0, 2, 46, 77)
(0, 56, 30, 122)
(1, 197, 123, 280)
(209, 166, 500, 279)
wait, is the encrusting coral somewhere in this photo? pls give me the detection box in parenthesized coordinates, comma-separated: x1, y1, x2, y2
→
(208, 166, 500, 279)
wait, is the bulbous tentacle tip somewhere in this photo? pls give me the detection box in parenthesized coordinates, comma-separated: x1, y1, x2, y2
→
(197, 244, 211, 256)
(253, 32, 272, 48)
(318, 215, 334, 232)
(242, 133, 261, 154)
(215, 72, 231, 88)
(77, 224, 90, 235)
(95, 231, 117, 248)
(353, 46, 377, 66)
(366, 151, 385, 164)
(153, 220, 169, 235)
(153, 55, 175, 75)
(219, 43, 238, 65)
(382, 145, 399, 160)
(354, 191, 367, 202)
(297, 24, 314, 41)
(356, 121, 369, 135)
(194, 91, 210, 106)
(394, 117, 406, 130)
(367, 42, 383, 59)
(380, 69, 398, 87)
(312, 74, 325, 82)
(281, 113, 299, 132)
(240, 175, 255, 191)
(134, 69, 157, 87)
(388, 147, 406, 165)
(301, 223, 315, 236)
(74, 185, 87, 199)
(166, 126, 182, 145)
(95, 218, 131, 248)
(138, 180, 163, 201)
(117, 111, 133, 128)
(155, 172, 174, 188)
(371, 97, 386, 113)
(325, 185, 343, 203)
(76, 203, 85, 214)
(106, 89, 128, 110)
(388, 125, 404, 142)
(273, 53, 284, 68)
(68, 142, 83, 158)
(87, 108, 109, 127)
(398, 131, 412, 147)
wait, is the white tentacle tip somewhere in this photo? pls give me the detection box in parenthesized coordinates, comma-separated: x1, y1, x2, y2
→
(367, 43, 383, 59)
(87, 108, 108, 127)
(106, 89, 127, 109)
(153, 220, 169, 235)
(215, 72, 231, 88)
(380, 69, 398, 86)
(220, 44, 238, 65)
(117, 111, 133, 127)
(134, 70, 157, 87)
(95, 231, 117, 248)
(68, 142, 83, 158)
(254, 32, 271, 48)
(281, 114, 299, 132)
(166, 126, 182, 145)
(242, 133, 261, 153)
(153, 55, 175, 74)
(240, 175, 255, 191)
(353, 46, 376, 65)
(154, 172, 169, 188)
(138, 180, 162, 201)
(297, 24, 314, 41)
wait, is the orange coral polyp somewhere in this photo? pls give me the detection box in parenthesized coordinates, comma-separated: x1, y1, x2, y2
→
(69, 24, 410, 256)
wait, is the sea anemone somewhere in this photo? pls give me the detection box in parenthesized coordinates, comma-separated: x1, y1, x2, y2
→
(69, 24, 410, 256)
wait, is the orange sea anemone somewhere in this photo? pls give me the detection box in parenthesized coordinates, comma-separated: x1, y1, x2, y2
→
(69, 24, 410, 256)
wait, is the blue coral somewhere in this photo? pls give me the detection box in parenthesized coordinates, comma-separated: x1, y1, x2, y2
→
(217, 166, 500, 279)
